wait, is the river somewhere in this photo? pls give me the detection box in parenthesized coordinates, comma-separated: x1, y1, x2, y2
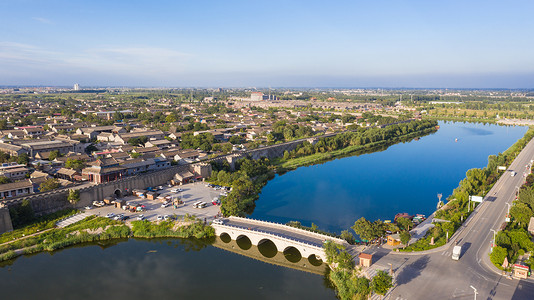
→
(251, 121, 528, 233)
(0, 121, 528, 299)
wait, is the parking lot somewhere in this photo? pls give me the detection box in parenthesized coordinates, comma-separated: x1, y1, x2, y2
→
(86, 182, 224, 223)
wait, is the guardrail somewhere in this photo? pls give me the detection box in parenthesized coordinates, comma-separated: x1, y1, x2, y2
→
(213, 222, 325, 251)
(229, 216, 348, 245)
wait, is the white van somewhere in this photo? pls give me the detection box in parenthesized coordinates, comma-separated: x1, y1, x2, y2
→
(452, 245, 462, 261)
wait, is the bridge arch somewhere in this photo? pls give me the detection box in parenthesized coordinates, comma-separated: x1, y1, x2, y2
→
(307, 254, 323, 266)
(258, 239, 278, 258)
(236, 235, 252, 250)
(220, 232, 231, 243)
(114, 189, 122, 198)
(283, 246, 302, 263)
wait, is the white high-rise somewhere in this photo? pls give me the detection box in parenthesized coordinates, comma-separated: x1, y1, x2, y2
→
(73, 83, 80, 91)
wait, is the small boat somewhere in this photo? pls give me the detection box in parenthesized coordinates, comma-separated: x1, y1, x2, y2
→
(394, 213, 413, 222)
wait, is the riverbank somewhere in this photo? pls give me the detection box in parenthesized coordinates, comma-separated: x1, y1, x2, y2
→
(0, 214, 214, 263)
(424, 115, 497, 124)
(276, 125, 437, 170)
(400, 125, 534, 252)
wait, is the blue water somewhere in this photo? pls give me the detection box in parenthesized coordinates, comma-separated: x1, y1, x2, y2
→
(251, 121, 528, 233)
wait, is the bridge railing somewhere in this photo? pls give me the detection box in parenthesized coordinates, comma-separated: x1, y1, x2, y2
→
(214, 223, 325, 251)
(228, 216, 348, 245)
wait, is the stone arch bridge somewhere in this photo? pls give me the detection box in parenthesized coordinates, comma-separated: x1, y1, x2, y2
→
(212, 216, 348, 262)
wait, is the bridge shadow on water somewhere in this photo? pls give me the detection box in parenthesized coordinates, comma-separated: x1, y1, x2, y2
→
(394, 255, 430, 285)
(212, 236, 328, 275)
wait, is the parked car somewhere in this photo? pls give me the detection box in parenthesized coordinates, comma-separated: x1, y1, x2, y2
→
(106, 213, 115, 218)
(212, 219, 225, 225)
(137, 215, 145, 220)
(161, 202, 171, 208)
(157, 215, 163, 221)
(84, 206, 92, 210)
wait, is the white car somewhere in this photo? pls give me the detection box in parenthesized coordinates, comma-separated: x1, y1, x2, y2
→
(137, 215, 145, 221)
(157, 215, 163, 221)
(212, 219, 224, 225)
(105, 213, 115, 218)
(84, 206, 92, 210)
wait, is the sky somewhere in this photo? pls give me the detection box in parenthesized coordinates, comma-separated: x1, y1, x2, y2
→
(1, 0, 533, 88)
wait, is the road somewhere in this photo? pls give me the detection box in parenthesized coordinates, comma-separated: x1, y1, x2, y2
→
(223, 217, 344, 248)
(367, 137, 534, 300)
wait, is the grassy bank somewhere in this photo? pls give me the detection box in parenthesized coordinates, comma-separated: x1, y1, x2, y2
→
(424, 115, 497, 124)
(277, 126, 436, 170)
(0, 215, 215, 263)
(0, 208, 77, 244)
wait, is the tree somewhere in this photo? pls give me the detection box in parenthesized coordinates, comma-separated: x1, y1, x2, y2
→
(400, 231, 411, 246)
(510, 202, 533, 227)
(336, 250, 354, 271)
(352, 217, 384, 242)
(9, 199, 34, 227)
(518, 187, 534, 210)
(65, 159, 86, 170)
(489, 246, 508, 266)
(396, 217, 413, 231)
(49, 150, 60, 161)
(0, 176, 11, 184)
(39, 178, 60, 192)
(283, 150, 290, 160)
(165, 113, 177, 123)
(0, 151, 10, 163)
(67, 189, 80, 203)
(371, 270, 393, 296)
(354, 276, 371, 299)
(17, 153, 29, 165)
(229, 135, 244, 145)
(340, 230, 356, 244)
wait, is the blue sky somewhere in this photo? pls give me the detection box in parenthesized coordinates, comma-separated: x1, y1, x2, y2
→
(1, 0, 533, 88)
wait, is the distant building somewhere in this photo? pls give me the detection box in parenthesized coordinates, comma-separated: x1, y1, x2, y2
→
(0, 162, 29, 180)
(250, 92, 278, 101)
(73, 83, 80, 91)
(0, 180, 33, 198)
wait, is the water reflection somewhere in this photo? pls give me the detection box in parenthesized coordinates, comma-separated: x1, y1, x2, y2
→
(212, 236, 328, 275)
(0, 238, 335, 299)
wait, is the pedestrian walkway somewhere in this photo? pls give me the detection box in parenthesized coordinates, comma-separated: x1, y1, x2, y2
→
(408, 213, 435, 244)
(56, 212, 92, 228)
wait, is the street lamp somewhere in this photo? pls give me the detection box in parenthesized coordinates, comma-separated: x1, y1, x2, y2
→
(490, 229, 497, 248)
(470, 285, 478, 300)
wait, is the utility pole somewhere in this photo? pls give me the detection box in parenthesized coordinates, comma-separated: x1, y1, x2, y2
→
(468, 196, 471, 212)
(490, 229, 497, 248)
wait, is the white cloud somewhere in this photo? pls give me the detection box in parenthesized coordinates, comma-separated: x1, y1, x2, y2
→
(32, 17, 53, 24)
(0, 42, 196, 80)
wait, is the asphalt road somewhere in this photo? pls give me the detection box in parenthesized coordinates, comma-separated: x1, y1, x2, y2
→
(369, 137, 534, 300)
